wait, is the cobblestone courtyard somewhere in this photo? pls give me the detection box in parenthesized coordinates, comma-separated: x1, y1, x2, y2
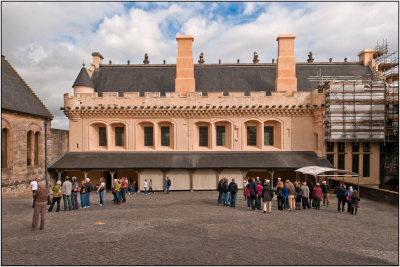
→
(1, 191, 398, 265)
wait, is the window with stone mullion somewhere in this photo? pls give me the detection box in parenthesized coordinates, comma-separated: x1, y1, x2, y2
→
(144, 127, 153, 146)
(216, 126, 225, 146)
(199, 126, 208, 147)
(115, 127, 125, 147)
(161, 126, 170, 146)
(247, 126, 257, 146)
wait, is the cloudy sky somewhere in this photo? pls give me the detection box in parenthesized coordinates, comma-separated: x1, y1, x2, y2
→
(2, 2, 398, 130)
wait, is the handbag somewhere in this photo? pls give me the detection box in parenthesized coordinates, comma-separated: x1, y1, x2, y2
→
(47, 195, 51, 205)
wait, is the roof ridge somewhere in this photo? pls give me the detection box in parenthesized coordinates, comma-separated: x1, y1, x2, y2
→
(2, 58, 53, 119)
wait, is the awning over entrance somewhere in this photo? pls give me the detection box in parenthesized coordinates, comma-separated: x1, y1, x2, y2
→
(49, 151, 333, 170)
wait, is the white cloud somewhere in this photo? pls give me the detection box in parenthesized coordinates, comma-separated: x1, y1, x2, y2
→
(2, 2, 398, 130)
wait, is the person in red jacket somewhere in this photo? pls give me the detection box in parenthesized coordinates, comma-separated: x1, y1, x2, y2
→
(313, 183, 323, 210)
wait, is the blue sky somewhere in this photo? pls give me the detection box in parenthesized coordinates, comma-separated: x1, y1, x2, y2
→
(2, 2, 398, 130)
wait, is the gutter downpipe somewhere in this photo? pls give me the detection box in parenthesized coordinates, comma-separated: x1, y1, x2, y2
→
(44, 119, 49, 188)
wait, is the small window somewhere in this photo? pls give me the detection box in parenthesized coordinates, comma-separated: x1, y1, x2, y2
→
(27, 131, 32, 166)
(199, 126, 208, 147)
(2, 129, 7, 168)
(327, 154, 334, 165)
(363, 142, 370, 152)
(352, 142, 359, 152)
(247, 126, 257, 146)
(144, 126, 153, 146)
(99, 127, 107, 146)
(338, 142, 346, 153)
(352, 154, 359, 174)
(34, 132, 39, 166)
(326, 142, 334, 152)
(338, 154, 345, 169)
(216, 126, 225, 146)
(363, 154, 370, 177)
(161, 126, 170, 146)
(264, 126, 274, 146)
(115, 127, 124, 146)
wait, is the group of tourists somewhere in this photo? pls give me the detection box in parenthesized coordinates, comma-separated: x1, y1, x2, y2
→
(218, 176, 361, 215)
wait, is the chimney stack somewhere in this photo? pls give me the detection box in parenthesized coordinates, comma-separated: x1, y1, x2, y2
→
(275, 34, 297, 96)
(88, 52, 104, 77)
(358, 49, 375, 68)
(175, 35, 195, 96)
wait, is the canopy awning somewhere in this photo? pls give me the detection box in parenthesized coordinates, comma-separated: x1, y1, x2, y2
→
(295, 166, 359, 178)
(49, 151, 333, 170)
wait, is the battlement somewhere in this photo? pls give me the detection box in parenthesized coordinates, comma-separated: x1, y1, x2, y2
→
(64, 89, 324, 109)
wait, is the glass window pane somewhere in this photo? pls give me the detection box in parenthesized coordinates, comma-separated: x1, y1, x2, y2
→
(327, 154, 334, 165)
(338, 154, 345, 169)
(216, 126, 225, 146)
(199, 126, 208, 147)
(2, 129, 7, 168)
(338, 142, 345, 153)
(99, 127, 107, 146)
(264, 126, 274, 146)
(363, 154, 370, 177)
(27, 132, 32, 166)
(34, 133, 39, 166)
(247, 126, 257, 146)
(326, 142, 334, 152)
(115, 127, 125, 146)
(144, 126, 153, 146)
(352, 154, 359, 174)
(363, 142, 370, 152)
(352, 142, 359, 152)
(161, 126, 170, 146)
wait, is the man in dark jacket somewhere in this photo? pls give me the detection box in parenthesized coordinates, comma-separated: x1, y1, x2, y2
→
(248, 178, 258, 210)
(275, 177, 284, 210)
(321, 181, 330, 207)
(336, 183, 346, 212)
(228, 178, 238, 207)
(217, 178, 224, 204)
(262, 181, 274, 213)
(222, 178, 230, 206)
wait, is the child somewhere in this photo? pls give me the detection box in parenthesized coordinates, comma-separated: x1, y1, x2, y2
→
(246, 185, 251, 210)
(350, 190, 360, 215)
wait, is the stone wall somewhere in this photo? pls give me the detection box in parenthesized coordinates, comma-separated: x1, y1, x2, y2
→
(48, 128, 69, 165)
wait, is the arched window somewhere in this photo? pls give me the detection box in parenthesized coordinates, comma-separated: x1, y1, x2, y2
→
(27, 131, 32, 166)
(34, 132, 39, 166)
(1, 128, 7, 168)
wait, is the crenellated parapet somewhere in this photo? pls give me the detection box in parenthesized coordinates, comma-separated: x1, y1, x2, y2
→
(63, 89, 325, 118)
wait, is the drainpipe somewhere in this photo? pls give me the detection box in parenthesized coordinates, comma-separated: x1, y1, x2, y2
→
(44, 119, 49, 188)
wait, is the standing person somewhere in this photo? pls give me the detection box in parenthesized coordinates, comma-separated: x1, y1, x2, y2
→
(321, 181, 330, 207)
(166, 176, 172, 194)
(249, 178, 258, 210)
(308, 182, 315, 208)
(345, 186, 354, 213)
(217, 178, 224, 204)
(62, 177, 72, 211)
(295, 182, 303, 210)
(143, 179, 148, 195)
(262, 180, 274, 213)
(245, 184, 251, 209)
(300, 182, 310, 209)
(336, 183, 346, 212)
(222, 178, 230, 206)
(85, 178, 93, 207)
(133, 181, 137, 194)
(350, 190, 360, 215)
(120, 177, 127, 203)
(313, 183, 323, 210)
(48, 180, 62, 212)
(228, 178, 238, 207)
(287, 181, 296, 212)
(283, 182, 289, 210)
(114, 179, 121, 204)
(80, 180, 87, 209)
(148, 179, 154, 194)
(256, 181, 263, 210)
(30, 178, 38, 208)
(243, 177, 249, 200)
(97, 177, 106, 206)
(71, 177, 79, 210)
(31, 181, 48, 231)
(276, 177, 284, 211)
(128, 180, 135, 195)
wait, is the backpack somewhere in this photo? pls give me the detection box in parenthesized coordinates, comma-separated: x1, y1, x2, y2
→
(72, 183, 79, 192)
(167, 179, 171, 186)
(86, 182, 93, 193)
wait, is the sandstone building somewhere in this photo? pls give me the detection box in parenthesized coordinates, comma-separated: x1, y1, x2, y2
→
(49, 34, 398, 191)
(1, 56, 68, 196)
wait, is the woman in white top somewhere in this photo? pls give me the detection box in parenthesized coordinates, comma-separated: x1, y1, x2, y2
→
(97, 177, 106, 206)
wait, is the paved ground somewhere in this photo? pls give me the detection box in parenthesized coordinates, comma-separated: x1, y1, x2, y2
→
(1, 191, 398, 266)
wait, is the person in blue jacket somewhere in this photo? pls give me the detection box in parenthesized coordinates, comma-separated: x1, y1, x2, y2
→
(345, 186, 354, 213)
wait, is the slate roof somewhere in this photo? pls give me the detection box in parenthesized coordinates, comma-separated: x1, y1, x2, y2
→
(72, 67, 95, 88)
(89, 62, 373, 96)
(1, 56, 52, 119)
(49, 151, 332, 170)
